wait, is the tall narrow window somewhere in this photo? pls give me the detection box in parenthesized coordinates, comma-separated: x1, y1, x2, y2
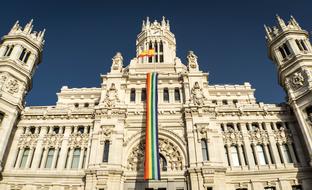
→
(300, 40, 308, 51)
(20, 148, 30, 168)
(230, 145, 240, 166)
(292, 143, 300, 163)
(19, 48, 26, 61)
(82, 148, 87, 168)
(268, 145, 275, 164)
(0, 112, 4, 126)
(257, 145, 267, 165)
(141, 88, 146, 102)
(241, 145, 247, 165)
(55, 148, 60, 168)
(45, 148, 55, 168)
(103, 140, 110, 162)
(159, 154, 167, 171)
(282, 144, 293, 163)
(71, 148, 81, 169)
(225, 146, 230, 166)
(2, 46, 8, 56)
(251, 145, 258, 165)
(163, 88, 169, 102)
(296, 40, 303, 51)
(130, 88, 136, 102)
(283, 43, 291, 56)
(148, 41, 153, 63)
(174, 88, 181, 102)
(155, 41, 158, 63)
(24, 52, 31, 63)
(159, 41, 164, 63)
(201, 139, 209, 161)
(4, 45, 14, 57)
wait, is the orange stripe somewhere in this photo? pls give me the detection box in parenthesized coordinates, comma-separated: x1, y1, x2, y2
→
(144, 73, 150, 179)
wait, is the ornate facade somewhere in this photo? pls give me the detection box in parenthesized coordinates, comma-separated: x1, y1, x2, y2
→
(0, 16, 311, 190)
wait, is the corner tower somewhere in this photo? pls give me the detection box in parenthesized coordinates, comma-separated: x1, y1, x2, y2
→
(265, 15, 312, 165)
(0, 20, 45, 171)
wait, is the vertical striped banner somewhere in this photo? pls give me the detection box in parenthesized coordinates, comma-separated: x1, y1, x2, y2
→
(144, 72, 160, 180)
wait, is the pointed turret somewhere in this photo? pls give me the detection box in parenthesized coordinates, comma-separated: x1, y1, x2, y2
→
(23, 19, 33, 34)
(276, 14, 286, 29)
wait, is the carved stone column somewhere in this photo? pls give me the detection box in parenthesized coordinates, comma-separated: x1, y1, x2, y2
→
(66, 148, 74, 169)
(78, 148, 85, 169)
(31, 126, 48, 170)
(51, 148, 60, 169)
(263, 143, 271, 165)
(14, 148, 24, 169)
(57, 126, 71, 170)
(237, 144, 245, 166)
(240, 123, 255, 169)
(40, 148, 48, 168)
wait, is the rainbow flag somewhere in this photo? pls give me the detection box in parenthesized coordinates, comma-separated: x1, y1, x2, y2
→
(144, 72, 160, 180)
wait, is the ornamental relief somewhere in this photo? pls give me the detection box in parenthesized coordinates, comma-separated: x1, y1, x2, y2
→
(273, 127, 292, 143)
(68, 132, 89, 148)
(248, 129, 269, 144)
(222, 130, 243, 145)
(187, 51, 198, 70)
(196, 124, 211, 140)
(191, 82, 207, 106)
(127, 138, 183, 172)
(18, 133, 38, 148)
(290, 72, 305, 89)
(0, 72, 8, 90)
(99, 125, 113, 141)
(42, 134, 63, 148)
(103, 83, 120, 107)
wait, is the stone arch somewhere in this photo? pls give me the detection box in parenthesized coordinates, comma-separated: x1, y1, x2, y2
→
(125, 132, 186, 172)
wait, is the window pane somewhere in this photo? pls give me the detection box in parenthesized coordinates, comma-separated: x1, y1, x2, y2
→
(71, 148, 81, 169)
(45, 148, 55, 168)
(159, 154, 167, 171)
(282, 144, 293, 163)
(174, 88, 180, 101)
(257, 145, 267, 165)
(141, 88, 146, 102)
(201, 139, 209, 161)
(103, 141, 110, 162)
(225, 146, 230, 166)
(20, 148, 30, 168)
(163, 88, 169, 102)
(130, 89, 136, 102)
(230, 146, 240, 166)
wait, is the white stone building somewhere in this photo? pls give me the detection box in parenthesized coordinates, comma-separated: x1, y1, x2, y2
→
(0, 16, 311, 190)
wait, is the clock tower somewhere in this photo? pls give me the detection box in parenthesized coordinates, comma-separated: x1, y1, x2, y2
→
(136, 16, 176, 64)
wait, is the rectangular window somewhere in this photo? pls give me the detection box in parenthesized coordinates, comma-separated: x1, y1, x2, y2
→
(163, 88, 169, 102)
(231, 145, 240, 166)
(141, 88, 146, 102)
(130, 88, 136, 102)
(174, 88, 181, 101)
(257, 145, 267, 165)
(20, 148, 30, 168)
(103, 140, 110, 162)
(282, 144, 293, 163)
(201, 139, 209, 161)
(45, 148, 55, 168)
(71, 148, 81, 169)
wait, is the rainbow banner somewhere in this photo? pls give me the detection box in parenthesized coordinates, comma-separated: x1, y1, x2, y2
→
(144, 72, 160, 180)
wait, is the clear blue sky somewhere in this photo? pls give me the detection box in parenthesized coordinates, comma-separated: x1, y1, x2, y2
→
(0, 0, 311, 106)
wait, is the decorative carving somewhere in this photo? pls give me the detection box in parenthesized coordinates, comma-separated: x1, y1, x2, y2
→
(68, 132, 89, 148)
(112, 52, 123, 70)
(187, 51, 198, 70)
(0, 73, 8, 90)
(18, 133, 38, 148)
(273, 127, 292, 143)
(291, 72, 305, 89)
(127, 138, 183, 171)
(248, 129, 269, 144)
(6, 79, 19, 94)
(103, 83, 120, 107)
(191, 82, 207, 106)
(99, 125, 113, 141)
(43, 134, 63, 148)
(222, 130, 243, 145)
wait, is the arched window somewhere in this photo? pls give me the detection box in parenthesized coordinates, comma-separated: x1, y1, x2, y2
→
(45, 148, 55, 168)
(71, 148, 81, 169)
(130, 88, 136, 102)
(174, 87, 181, 102)
(230, 145, 240, 166)
(19, 48, 26, 61)
(296, 40, 303, 51)
(256, 144, 267, 165)
(154, 40, 158, 63)
(159, 154, 167, 171)
(20, 148, 30, 168)
(201, 139, 209, 161)
(282, 144, 293, 163)
(226, 123, 234, 131)
(103, 140, 110, 162)
(283, 43, 291, 56)
(279, 46, 286, 59)
(163, 88, 169, 102)
(300, 40, 308, 51)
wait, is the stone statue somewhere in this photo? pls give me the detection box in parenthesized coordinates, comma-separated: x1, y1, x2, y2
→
(103, 83, 120, 107)
(191, 82, 207, 106)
